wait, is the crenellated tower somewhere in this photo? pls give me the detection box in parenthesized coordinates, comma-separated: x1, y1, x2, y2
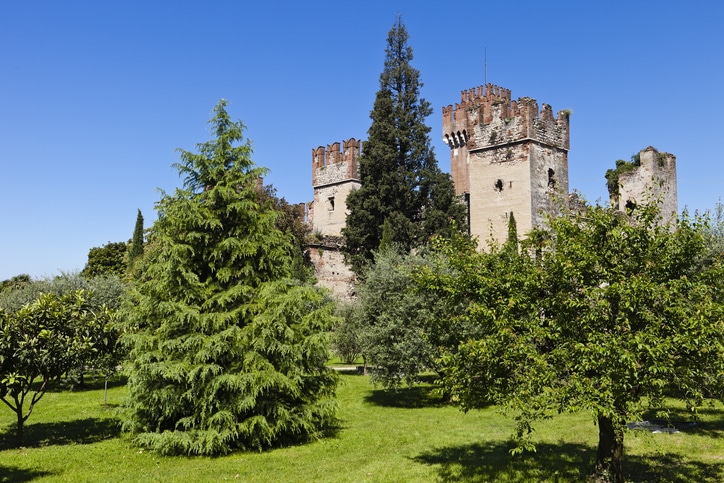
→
(442, 84, 570, 246)
(306, 138, 361, 300)
(309, 138, 362, 236)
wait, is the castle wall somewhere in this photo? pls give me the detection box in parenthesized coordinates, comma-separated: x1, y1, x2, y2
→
(443, 84, 570, 248)
(309, 139, 362, 236)
(468, 145, 533, 246)
(307, 239, 356, 300)
(617, 146, 677, 223)
(310, 181, 360, 236)
(308, 139, 361, 297)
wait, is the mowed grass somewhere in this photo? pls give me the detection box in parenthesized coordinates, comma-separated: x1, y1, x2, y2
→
(1, 373, 723, 482)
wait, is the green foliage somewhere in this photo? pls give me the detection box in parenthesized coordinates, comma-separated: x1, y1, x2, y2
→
(0, 291, 114, 445)
(331, 302, 364, 364)
(342, 16, 466, 274)
(506, 211, 518, 252)
(378, 218, 394, 253)
(0, 274, 31, 293)
(82, 241, 128, 278)
(701, 199, 724, 266)
(605, 153, 641, 200)
(356, 250, 437, 387)
(127, 209, 145, 267)
(121, 100, 338, 456)
(420, 201, 724, 482)
(258, 184, 314, 282)
(352, 249, 465, 388)
(0, 271, 126, 313)
(0, 272, 127, 385)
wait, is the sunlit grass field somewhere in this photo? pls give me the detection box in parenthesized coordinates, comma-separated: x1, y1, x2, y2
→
(1, 371, 722, 482)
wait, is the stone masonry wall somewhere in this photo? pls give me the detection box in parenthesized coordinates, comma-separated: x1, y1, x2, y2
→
(617, 146, 677, 223)
(442, 84, 570, 247)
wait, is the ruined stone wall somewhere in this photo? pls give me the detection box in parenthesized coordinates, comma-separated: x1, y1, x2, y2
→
(442, 84, 570, 247)
(617, 146, 677, 223)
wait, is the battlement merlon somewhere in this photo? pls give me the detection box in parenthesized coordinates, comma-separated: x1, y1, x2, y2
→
(311, 138, 363, 187)
(442, 84, 570, 151)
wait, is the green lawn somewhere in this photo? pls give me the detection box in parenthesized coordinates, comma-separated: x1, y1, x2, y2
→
(1, 374, 722, 482)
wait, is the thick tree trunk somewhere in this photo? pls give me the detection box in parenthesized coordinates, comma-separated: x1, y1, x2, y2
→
(594, 414, 624, 483)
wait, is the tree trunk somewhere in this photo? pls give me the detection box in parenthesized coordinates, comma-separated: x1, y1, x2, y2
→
(15, 407, 24, 447)
(594, 414, 624, 483)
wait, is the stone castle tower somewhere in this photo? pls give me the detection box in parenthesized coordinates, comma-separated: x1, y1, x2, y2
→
(442, 84, 570, 246)
(309, 139, 362, 236)
(614, 146, 677, 223)
(306, 139, 361, 299)
(304, 83, 677, 298)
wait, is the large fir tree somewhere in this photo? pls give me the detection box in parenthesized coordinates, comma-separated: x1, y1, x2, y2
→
(342, 17, 466, 274)
(121, 100, 339, 455)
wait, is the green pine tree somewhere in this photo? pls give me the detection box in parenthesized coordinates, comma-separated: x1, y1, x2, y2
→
(121, 100, 339, 456)
(342, 16, 466, 274)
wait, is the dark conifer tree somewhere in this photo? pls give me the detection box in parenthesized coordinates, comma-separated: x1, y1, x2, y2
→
(342, 16, 466, 274)
(121, 100, 339, 456)
(128, 209, 144, 267)
(506, 211, 518, 252)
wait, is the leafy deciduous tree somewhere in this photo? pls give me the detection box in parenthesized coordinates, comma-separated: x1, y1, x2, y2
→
(258, 184, 313, 282)
(0, 291, 114, 445)
(0, 272, 126, 387)
(121, 100, 338, 456)
(419, 201, 724, 483)
(82, 241, 128, 278)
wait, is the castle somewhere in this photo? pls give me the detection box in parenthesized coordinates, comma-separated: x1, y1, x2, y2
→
(306, 84, 677, 297)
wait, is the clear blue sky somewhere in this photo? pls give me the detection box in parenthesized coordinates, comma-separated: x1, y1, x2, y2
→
(2, 1, 723, 280)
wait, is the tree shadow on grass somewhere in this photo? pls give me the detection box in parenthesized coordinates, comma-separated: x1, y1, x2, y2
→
(56, 375, 128, 392)
(364, 384, 449, 409)
(0, 417, 120, 450)
(0, 465, 53, 482)
(638, 405, 724, 439)
(413, 440, 724, 482)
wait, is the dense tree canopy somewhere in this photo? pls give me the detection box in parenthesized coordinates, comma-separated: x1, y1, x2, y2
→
(0, 274, 31, 293)
(418, 201, 724, 482)
(258, 183, 313, 282)
(121, 100, 338, 456)
(82, 241, 128, 278)
(342, 16, 466, 273)
(0, 291, 114, 445)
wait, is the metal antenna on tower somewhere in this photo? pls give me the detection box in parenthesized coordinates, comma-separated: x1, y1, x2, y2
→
(484, 47, 487, 85)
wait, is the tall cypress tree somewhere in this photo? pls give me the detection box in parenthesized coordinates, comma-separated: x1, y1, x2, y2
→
(121, 100, 339, 455)
(342, 16, 466, 274)
(127, 209, 144, 267)
(506, 211, 518, 252)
